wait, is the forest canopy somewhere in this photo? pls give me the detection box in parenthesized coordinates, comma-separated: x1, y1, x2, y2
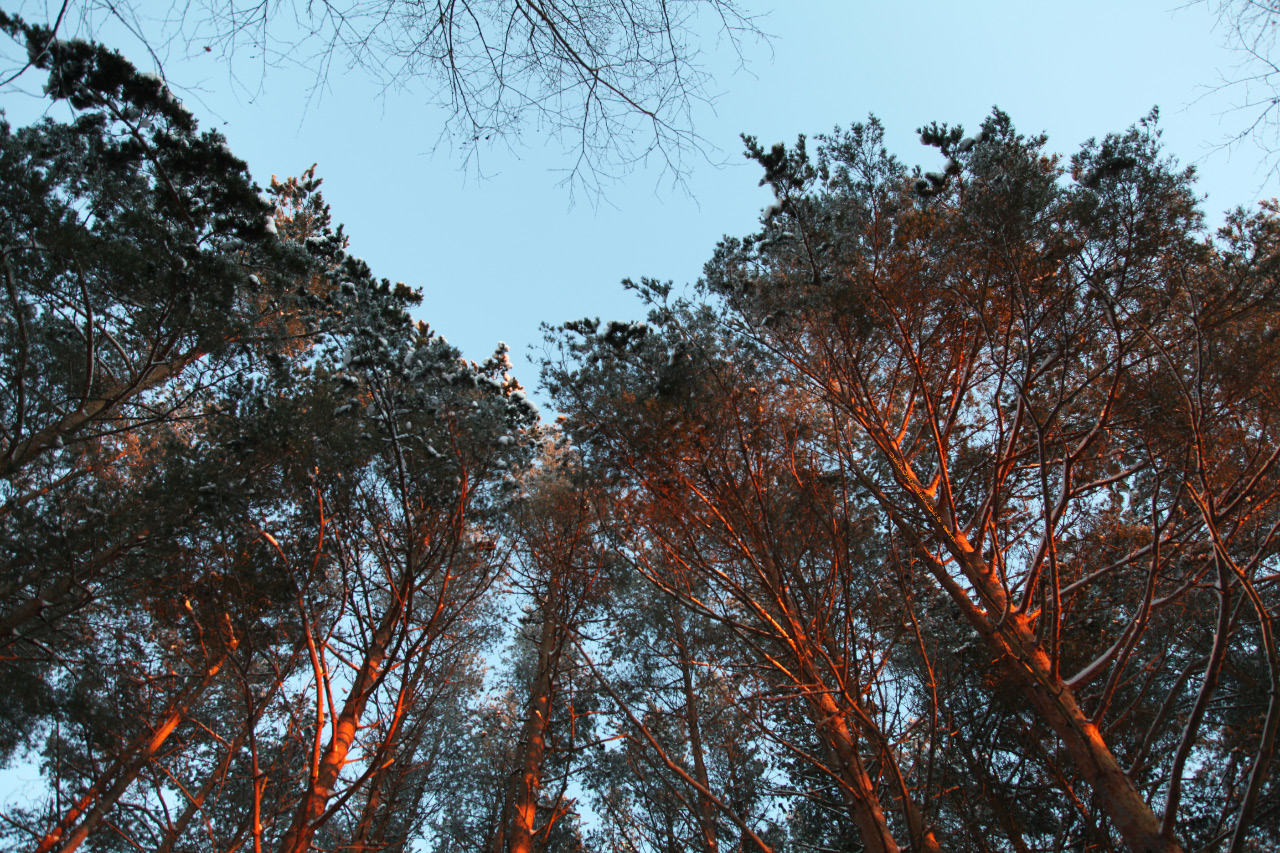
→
(1, 16, 1278, 853)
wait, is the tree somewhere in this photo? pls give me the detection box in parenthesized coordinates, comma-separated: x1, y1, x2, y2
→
(265, 264, 538, 853)
(10, 13, 1280, 853)
(0, 21, 347, 851)
(546, 111, 1280, 852)
(1196, 1, 1280, 177)
(545, 308, 943, 853)
(0, 21, 542, 853)
(7, 0, 767, 195)
(722, 112, 1280, 852)
(0, 11, 330, 649)
(487, 460, 607, 853)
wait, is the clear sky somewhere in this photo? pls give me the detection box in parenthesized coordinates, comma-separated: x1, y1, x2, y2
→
(3, 0, 1276, 408)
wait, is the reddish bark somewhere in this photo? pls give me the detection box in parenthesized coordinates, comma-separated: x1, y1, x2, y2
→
(34, 645, 233, 853)
(277, 600, 401, 853)
(903, 494, 1182, 853)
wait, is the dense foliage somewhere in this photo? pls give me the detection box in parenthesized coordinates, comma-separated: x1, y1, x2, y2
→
(2, 19, 1278, 853)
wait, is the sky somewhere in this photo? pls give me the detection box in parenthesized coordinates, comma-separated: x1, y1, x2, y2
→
(3, 0, 1277, 410)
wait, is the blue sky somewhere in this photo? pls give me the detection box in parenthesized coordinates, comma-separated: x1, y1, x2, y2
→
(4, 0, 1275, 408)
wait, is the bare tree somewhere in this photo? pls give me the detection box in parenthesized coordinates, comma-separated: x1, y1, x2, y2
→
(1194, 1, 1280, 179)
(8, 0, 768, 196)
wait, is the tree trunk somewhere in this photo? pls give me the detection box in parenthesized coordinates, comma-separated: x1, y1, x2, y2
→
(914, 510, 1182, 853)
(846, 426, 1183, 853)
(156, 721, 252, 853)
(34, 647, 232, 853)
(493, 608, 560, 853)
(671, 610, 720, 853)
(2, 350, 202, 479)
(777, 589, 938, 853)
(277, 600, 400, 853)
(795, 672, 902, 853)
(0, 533, 143, 642)
(348, 768, 385, 853)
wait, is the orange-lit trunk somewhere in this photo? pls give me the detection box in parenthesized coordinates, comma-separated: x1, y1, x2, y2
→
(277, 600, 401, 853)
(34, 648, 231, 853)
(494, 609, 560, 853)
(359, 741, 429, 853)
(985, 604, 1180, 853)
(773, 581, 931, 853)
(156, 714, 255, 853)
(848, 403, 1183, 853)
(793, 655, 902, 853)
(510, 678, 552, 853)
(925, 520, 1181, 853)
(347, 684, 417, 851)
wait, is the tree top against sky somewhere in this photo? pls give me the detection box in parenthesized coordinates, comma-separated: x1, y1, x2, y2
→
(2, 1, 1271, 413)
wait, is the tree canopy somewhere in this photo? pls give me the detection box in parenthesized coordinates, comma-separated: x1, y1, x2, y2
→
(1, 17, 1279, 853)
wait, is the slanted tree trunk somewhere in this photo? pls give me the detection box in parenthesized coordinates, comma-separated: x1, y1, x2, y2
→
(777, 604, 913, 853)
(2, 349, 204, 479)
(896, 481, 1182, 853)
(345, 654, 438, 853)
(156, 717, 253, 853)
(0, 532, 143, 642)
(34, 644, 234, 853)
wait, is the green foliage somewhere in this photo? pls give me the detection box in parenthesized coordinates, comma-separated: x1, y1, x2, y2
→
(4, 16, 1280, 853)
(546, 109, 1280, 853)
